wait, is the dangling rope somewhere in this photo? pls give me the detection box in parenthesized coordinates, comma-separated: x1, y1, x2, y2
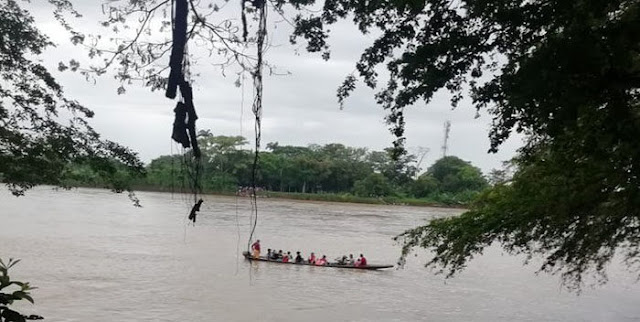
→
(235, 72, 246, 273)
(246, 0, 267, 252)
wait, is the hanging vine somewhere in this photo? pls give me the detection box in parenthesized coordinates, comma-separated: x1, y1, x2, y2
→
(51, 0, 273, 226)
(163, 0, 267, 228)
(244, 0, 267, 251)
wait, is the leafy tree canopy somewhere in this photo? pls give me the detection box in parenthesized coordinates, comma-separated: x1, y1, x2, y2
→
(289, 0, 640, 287)
(426, 156, 487, 194)
(353, 172, 393, 197)
(339, 0, 640, 288)
(0, 0, 143, 196)
(410, 174, 438, 199)
(7, 0, 638, 289)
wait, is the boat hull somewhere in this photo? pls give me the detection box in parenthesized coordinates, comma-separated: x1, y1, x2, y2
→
(243, 252, 394, 270)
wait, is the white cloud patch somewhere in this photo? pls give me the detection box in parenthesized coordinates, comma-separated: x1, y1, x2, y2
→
(25, 2, 522, 172)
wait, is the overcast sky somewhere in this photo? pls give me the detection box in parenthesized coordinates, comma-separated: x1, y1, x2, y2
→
(28, 1, 523, 173)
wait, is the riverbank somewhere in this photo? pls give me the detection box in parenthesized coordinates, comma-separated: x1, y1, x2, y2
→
(260, 191, 468, 208)
(126, 184, 469, 209)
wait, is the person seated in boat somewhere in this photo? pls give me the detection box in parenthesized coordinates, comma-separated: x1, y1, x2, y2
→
(294, 251, 304, 263)
(277, 250, 284, 261)
(335, 255, 348, 265)
(355, 254, 367, 267)
(308, 252, 316, 264)
(267, 249, 272, 259)
(251, 240, 261, 258)
(347, 254, 355, 265)
(315, 255, 328, 266)
(283, 251, 291, 263)
(269, 250, 279, 260)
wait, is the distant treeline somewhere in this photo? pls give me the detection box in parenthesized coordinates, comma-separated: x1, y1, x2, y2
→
(62, 131, 491, 205)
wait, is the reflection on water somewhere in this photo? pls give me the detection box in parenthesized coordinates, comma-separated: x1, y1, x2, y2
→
(1, 187, 639, 321)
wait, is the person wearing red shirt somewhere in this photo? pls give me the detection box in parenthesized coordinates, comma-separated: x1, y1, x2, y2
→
(251, 240, 261, 258)
(356, 254, 367, 267)
(315, 255, 328, 266)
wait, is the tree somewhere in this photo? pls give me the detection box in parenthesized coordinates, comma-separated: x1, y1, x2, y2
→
(21, 0, 639, 287)
(410, 174, 438, 198)
(426, 156, 487, 194)
(198, 132, 248, 158)
(319, 144, 372, 192)
(0, 0, 143, 196)
(192, 132, 250, 191)
(257, 152, 286, 191)
(365, 149, 417, 187)
(487, 162, 515, 186)
(298, 0, 640, 288)
(198, 132, 248, 173)
(353, 173, 393, 197)
(144, 155, 186, 189)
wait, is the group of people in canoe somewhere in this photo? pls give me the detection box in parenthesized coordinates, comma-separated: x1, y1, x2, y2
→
(251, 240, 368, 267)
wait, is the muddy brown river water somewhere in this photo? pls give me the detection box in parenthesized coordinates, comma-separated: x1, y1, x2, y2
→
(1, 187, 639, 321)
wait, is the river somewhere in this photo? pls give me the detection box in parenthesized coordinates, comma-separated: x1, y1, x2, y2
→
(1, 187, 639, 321)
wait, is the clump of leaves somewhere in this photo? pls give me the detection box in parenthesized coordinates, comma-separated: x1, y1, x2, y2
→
(0, 259, 43, 322)
(0, 0, 145, 197)
(285, 0, 640, 289)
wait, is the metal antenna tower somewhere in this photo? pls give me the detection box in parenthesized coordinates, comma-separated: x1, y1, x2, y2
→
(441, 120, 451, 157)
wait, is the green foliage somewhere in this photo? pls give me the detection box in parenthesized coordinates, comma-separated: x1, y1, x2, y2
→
(287, 0, 640, 157)
(0, 0, 143, 196)
(368, 149, 418, 186)
(486, 167, 512, 186)
(10, 0, 633, 289)
(399, 142, 640, 289)
(426, 156, 488, 194)
(61, 133, 487, 205)
(144, 155, 186, 189)
(143, 135, 485, 202)
(411, 175, 438, 198)
(0, 258, 42, 321)
(261, 141, 378, 193)
(263, 191, 453, 207)
(197, 131, 252, 191)
(422, 190, 483, 207)
(353, 173, 393, 197)
(264, 191, 388, 205)
(282, 0, 640, 288)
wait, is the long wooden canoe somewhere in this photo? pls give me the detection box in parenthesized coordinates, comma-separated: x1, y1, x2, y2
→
(243, 252, 394, 270)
